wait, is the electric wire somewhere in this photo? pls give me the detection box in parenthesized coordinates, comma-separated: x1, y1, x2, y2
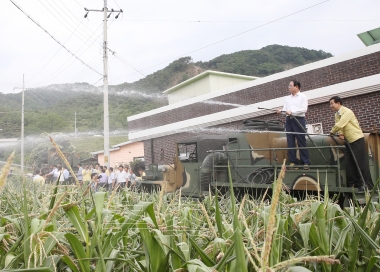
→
(113, 52, 146, 77)
(72, 56, 103, 83)
(33, 21, 104, 87)
(38, 0, 100, 53)
(26, 19, 85, 84)
(140, 0, 331, 73)
(69, 19, 119, 85)
(109, 54, 141, 80)
(115, 19, 380, 23)
(9, 0, 102, 77)
(71, 0, 83, 9)
(54, 0, 109, 49)
(109, 0, 332, 83)
(70, 19, 120, 85)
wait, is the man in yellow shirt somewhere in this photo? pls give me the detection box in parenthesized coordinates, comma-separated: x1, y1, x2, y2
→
(329, 96, 372, 191)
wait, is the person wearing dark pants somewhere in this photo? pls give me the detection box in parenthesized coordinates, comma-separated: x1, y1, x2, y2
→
(277, 79, 310, 168)
(285, 116, 310, 167)
(329, 96, 373, 191)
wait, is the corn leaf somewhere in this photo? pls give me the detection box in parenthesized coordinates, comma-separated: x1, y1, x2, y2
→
(227, 161, 248, 272)
(345, 211, 380, 251)
(111, 201, 157, 247)
(60, 255, 79, 272)
(137, 220, 169, 272)
(105, 249, 120, 272)
(0, 268, 53, 272)
(214, 188, 225, 238)
(186, 259, 214, 272)
(43, 232, 64, 256)
(315, 204, 329, 254)
(189, 235, 215, 267)
(348, 176, 380, 270)
(165, 214, 183, 270)
(213, 242, 235, 271)
(299, 223, 312, 249)
(64, 205, 87, 242)
(65, 233, 90, 272)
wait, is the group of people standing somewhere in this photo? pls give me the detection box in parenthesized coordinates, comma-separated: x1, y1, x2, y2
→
(77, 163, 146, 191)
(33, 163, 71, 185)
(278, 79, 372, 191)
(32, 162, 146, 192)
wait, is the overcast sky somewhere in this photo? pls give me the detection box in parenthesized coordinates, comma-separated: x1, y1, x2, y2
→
(1, 0, 379, 93)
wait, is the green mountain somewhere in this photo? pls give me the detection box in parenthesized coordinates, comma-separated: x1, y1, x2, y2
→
(0, 45, 332, 138)
(112, 44, 332, 93)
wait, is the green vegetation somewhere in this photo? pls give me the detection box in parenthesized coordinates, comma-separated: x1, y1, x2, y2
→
(197, 44, 332, 76)
(0, 88, 165, 139)
(1, 153, 380, 271)
(116, 44, 332, 93)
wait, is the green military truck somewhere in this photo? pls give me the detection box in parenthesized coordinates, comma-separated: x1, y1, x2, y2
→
(141, 120, 380, 204)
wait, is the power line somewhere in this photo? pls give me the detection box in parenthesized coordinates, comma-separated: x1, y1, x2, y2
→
(9, 0, 102, 77)
(33, 21, 104, 87)
(38, 0, 101, 53)
(113, 52, 146, 77)
(110, 0, 332, 83)
(26, 19, 85, 84)
(114, 19, 380, 23)
(36, 16, 118, 88)
(72, 0, 83, 9)
(133, 0, 332, 75)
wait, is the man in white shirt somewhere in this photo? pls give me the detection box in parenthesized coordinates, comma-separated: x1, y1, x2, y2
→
(57, 166, 65, 184)
(108, 167, 116, 191)
(277, 80, 310, 168)
(47, 165, 59, 183)
(77, 164, 83, 183)
(116, 165, 128, 189)
(63, 167, 70, 184)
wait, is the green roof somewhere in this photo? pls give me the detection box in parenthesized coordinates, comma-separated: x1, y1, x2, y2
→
(357, 27, 380, 46)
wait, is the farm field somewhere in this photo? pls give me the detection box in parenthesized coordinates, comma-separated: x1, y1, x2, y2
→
(0, 158, 380, 271)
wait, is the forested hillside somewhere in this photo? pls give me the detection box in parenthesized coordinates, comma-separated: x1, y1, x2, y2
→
(112, 44, 332, 93)
(0, 45, 332, 138)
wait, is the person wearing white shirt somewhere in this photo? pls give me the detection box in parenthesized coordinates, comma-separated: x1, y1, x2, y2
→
(57, 166, 65, 184)
(77, 164, 83, 183)
(63, 167, 70, 184)
(277, 80, 310, 168)
(108, 167, 116, 191)
(47, 165, 58, 183)
(116, 165, 128, 189)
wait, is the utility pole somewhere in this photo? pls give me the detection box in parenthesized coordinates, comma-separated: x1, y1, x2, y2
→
(84, 1, 122, 168)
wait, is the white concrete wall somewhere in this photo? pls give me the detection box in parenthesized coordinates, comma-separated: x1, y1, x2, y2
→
(209, 74, 252, 93)
(168, 75, 210, 104)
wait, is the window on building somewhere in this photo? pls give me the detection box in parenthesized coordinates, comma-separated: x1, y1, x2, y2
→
(134, 157, 144, 162)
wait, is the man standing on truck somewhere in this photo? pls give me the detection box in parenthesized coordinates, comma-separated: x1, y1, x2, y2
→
(329, 96, 372, 191)
(277, 80, 310, 169)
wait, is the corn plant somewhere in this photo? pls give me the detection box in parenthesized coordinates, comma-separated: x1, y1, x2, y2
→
(1, 152, 380, 271)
